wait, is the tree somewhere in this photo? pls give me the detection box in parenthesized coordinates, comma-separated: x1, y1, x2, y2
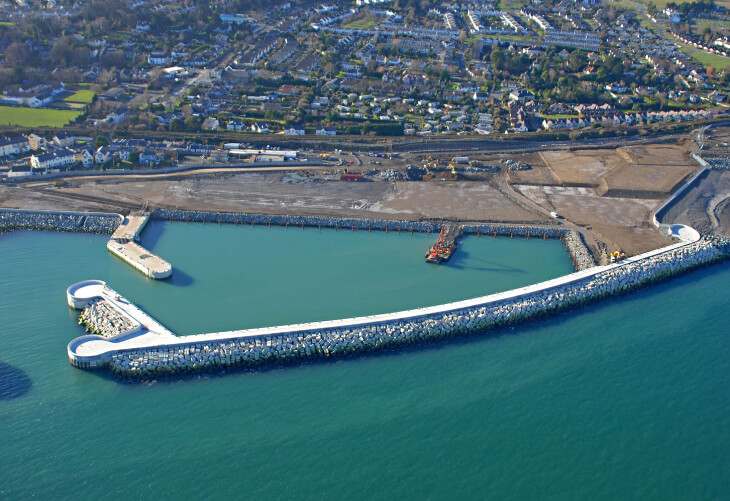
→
(169, 118, 185, 131)
(567, 51, 586, 73)
(94, 135, 109, 148)
(5, 43, 30, 66)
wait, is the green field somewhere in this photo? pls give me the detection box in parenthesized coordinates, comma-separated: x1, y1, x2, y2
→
(0, 106, 81, 127)
(63, 89, 96, 104)
(638, 0, 730, 8)
(678, 44, 730, 68)
(343, 17, 378, 30)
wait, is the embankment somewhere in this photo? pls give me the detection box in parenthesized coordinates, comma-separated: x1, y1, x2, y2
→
(0, 209, 121, 234)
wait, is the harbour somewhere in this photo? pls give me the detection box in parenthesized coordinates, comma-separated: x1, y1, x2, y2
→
(0, 226, 728, 498)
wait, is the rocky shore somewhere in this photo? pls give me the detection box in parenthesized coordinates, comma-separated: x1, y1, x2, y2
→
(0, 210, 121, 234)
(78, 299, 139, 338)
(103, 236, 729, 380)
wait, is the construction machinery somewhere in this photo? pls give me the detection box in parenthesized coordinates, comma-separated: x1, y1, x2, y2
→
(425, 227, 457, 264)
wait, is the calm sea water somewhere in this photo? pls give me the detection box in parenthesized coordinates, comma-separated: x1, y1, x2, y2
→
(0, 224, 728, 500)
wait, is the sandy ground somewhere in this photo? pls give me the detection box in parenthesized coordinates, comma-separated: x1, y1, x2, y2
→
(662, 169, 730, 237)
(3, 137, 722, 257)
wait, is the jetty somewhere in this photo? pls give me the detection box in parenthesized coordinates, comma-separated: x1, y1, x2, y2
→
(107, 213, 172, 279)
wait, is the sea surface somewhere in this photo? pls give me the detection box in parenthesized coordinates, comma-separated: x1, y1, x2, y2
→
(0, 223, 728, 499)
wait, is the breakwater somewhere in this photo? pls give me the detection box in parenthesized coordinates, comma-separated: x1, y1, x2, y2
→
(152, 208, 594, 270)
(0, 209, 121, 234)
(66, 235, 729, 379)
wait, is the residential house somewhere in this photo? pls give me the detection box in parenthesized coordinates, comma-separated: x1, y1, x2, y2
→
(316, 126, 336, 136)
(28, 133, 46, 150)
(8, 165, 35, 178)
(30, 149, 76, 170)
(95, 146, 112, 164)
(53, 132, 75, 148)
(227, 118, 246, 131)
(202, 118, 220, 130)
(0, 136, 30, 157)
(284, 125, 305, 135)
(251, 122, 270, 133)
(509, 89, 535, 102)
(106, 107, 128, 125)
(473, 91, 490, 102)
(139, 150, 160, 166)
(148, 52, 170, 65)
(277, 85, 300, 96)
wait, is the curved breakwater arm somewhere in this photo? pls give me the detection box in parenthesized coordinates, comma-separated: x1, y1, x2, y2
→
(66, 234, 729, 378)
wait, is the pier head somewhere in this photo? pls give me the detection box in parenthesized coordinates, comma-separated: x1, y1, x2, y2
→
(107, 213, 172, 279)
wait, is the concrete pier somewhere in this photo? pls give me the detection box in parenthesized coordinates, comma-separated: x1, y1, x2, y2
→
(66, 280, 176, 368)
(107, 213, 172, 279)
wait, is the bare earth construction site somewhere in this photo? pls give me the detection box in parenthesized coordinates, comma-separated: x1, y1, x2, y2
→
(3, 132, 729, 260)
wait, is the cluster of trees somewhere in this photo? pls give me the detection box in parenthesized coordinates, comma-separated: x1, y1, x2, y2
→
(344, 122, 404, 135)
(664, 0, 720, 15)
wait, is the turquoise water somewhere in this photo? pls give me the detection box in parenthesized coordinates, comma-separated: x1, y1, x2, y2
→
(0, 225, 728, 499)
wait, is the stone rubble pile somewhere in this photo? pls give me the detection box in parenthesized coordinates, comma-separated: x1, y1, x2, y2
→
(153, 208, 440, 233)
(106, 236, 729, 380)
(501, 159, 531, 171)
(0, 210, 121, 234)
(564, 230, 596, 270)
(705, 156, 730, 170)
(79, 299, 139, 338)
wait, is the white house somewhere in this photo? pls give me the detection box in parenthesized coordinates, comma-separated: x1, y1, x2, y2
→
(53, 132, 75, 148)
(78, 149, 95, 168)
(251, 122, 270, 133)
(30, 149, 76, 170)
(202, 117, 220, 130)
(0, 136, 30, 157)
(227, 118, 246, 130)
(95, 146, 112, 164)
(284, 125, 306, 135)
(316, 126, 336, 136)
(148, 52, 170, 65)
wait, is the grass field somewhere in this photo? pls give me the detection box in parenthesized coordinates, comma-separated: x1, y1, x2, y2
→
(0, 106, 81, 127)
(63, 89, 96, 104)
(679, 45, 730, 68)
(638, 0, 730, 8)
(343, 17, 378, 30)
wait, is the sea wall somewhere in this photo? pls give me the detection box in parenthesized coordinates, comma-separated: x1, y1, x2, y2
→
(0, 209, 121, 234)
(152, 209, 594, 270)
(104, 236, 729, 380)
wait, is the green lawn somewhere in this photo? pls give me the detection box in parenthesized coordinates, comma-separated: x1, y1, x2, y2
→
(539, 113, 581, 119)
(343, 18, 377, 30)
(637, 0, 730, 7)
(678, 44, 730, 69)
(63, 89, 96, 104)
(0, 106, 82, 127)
